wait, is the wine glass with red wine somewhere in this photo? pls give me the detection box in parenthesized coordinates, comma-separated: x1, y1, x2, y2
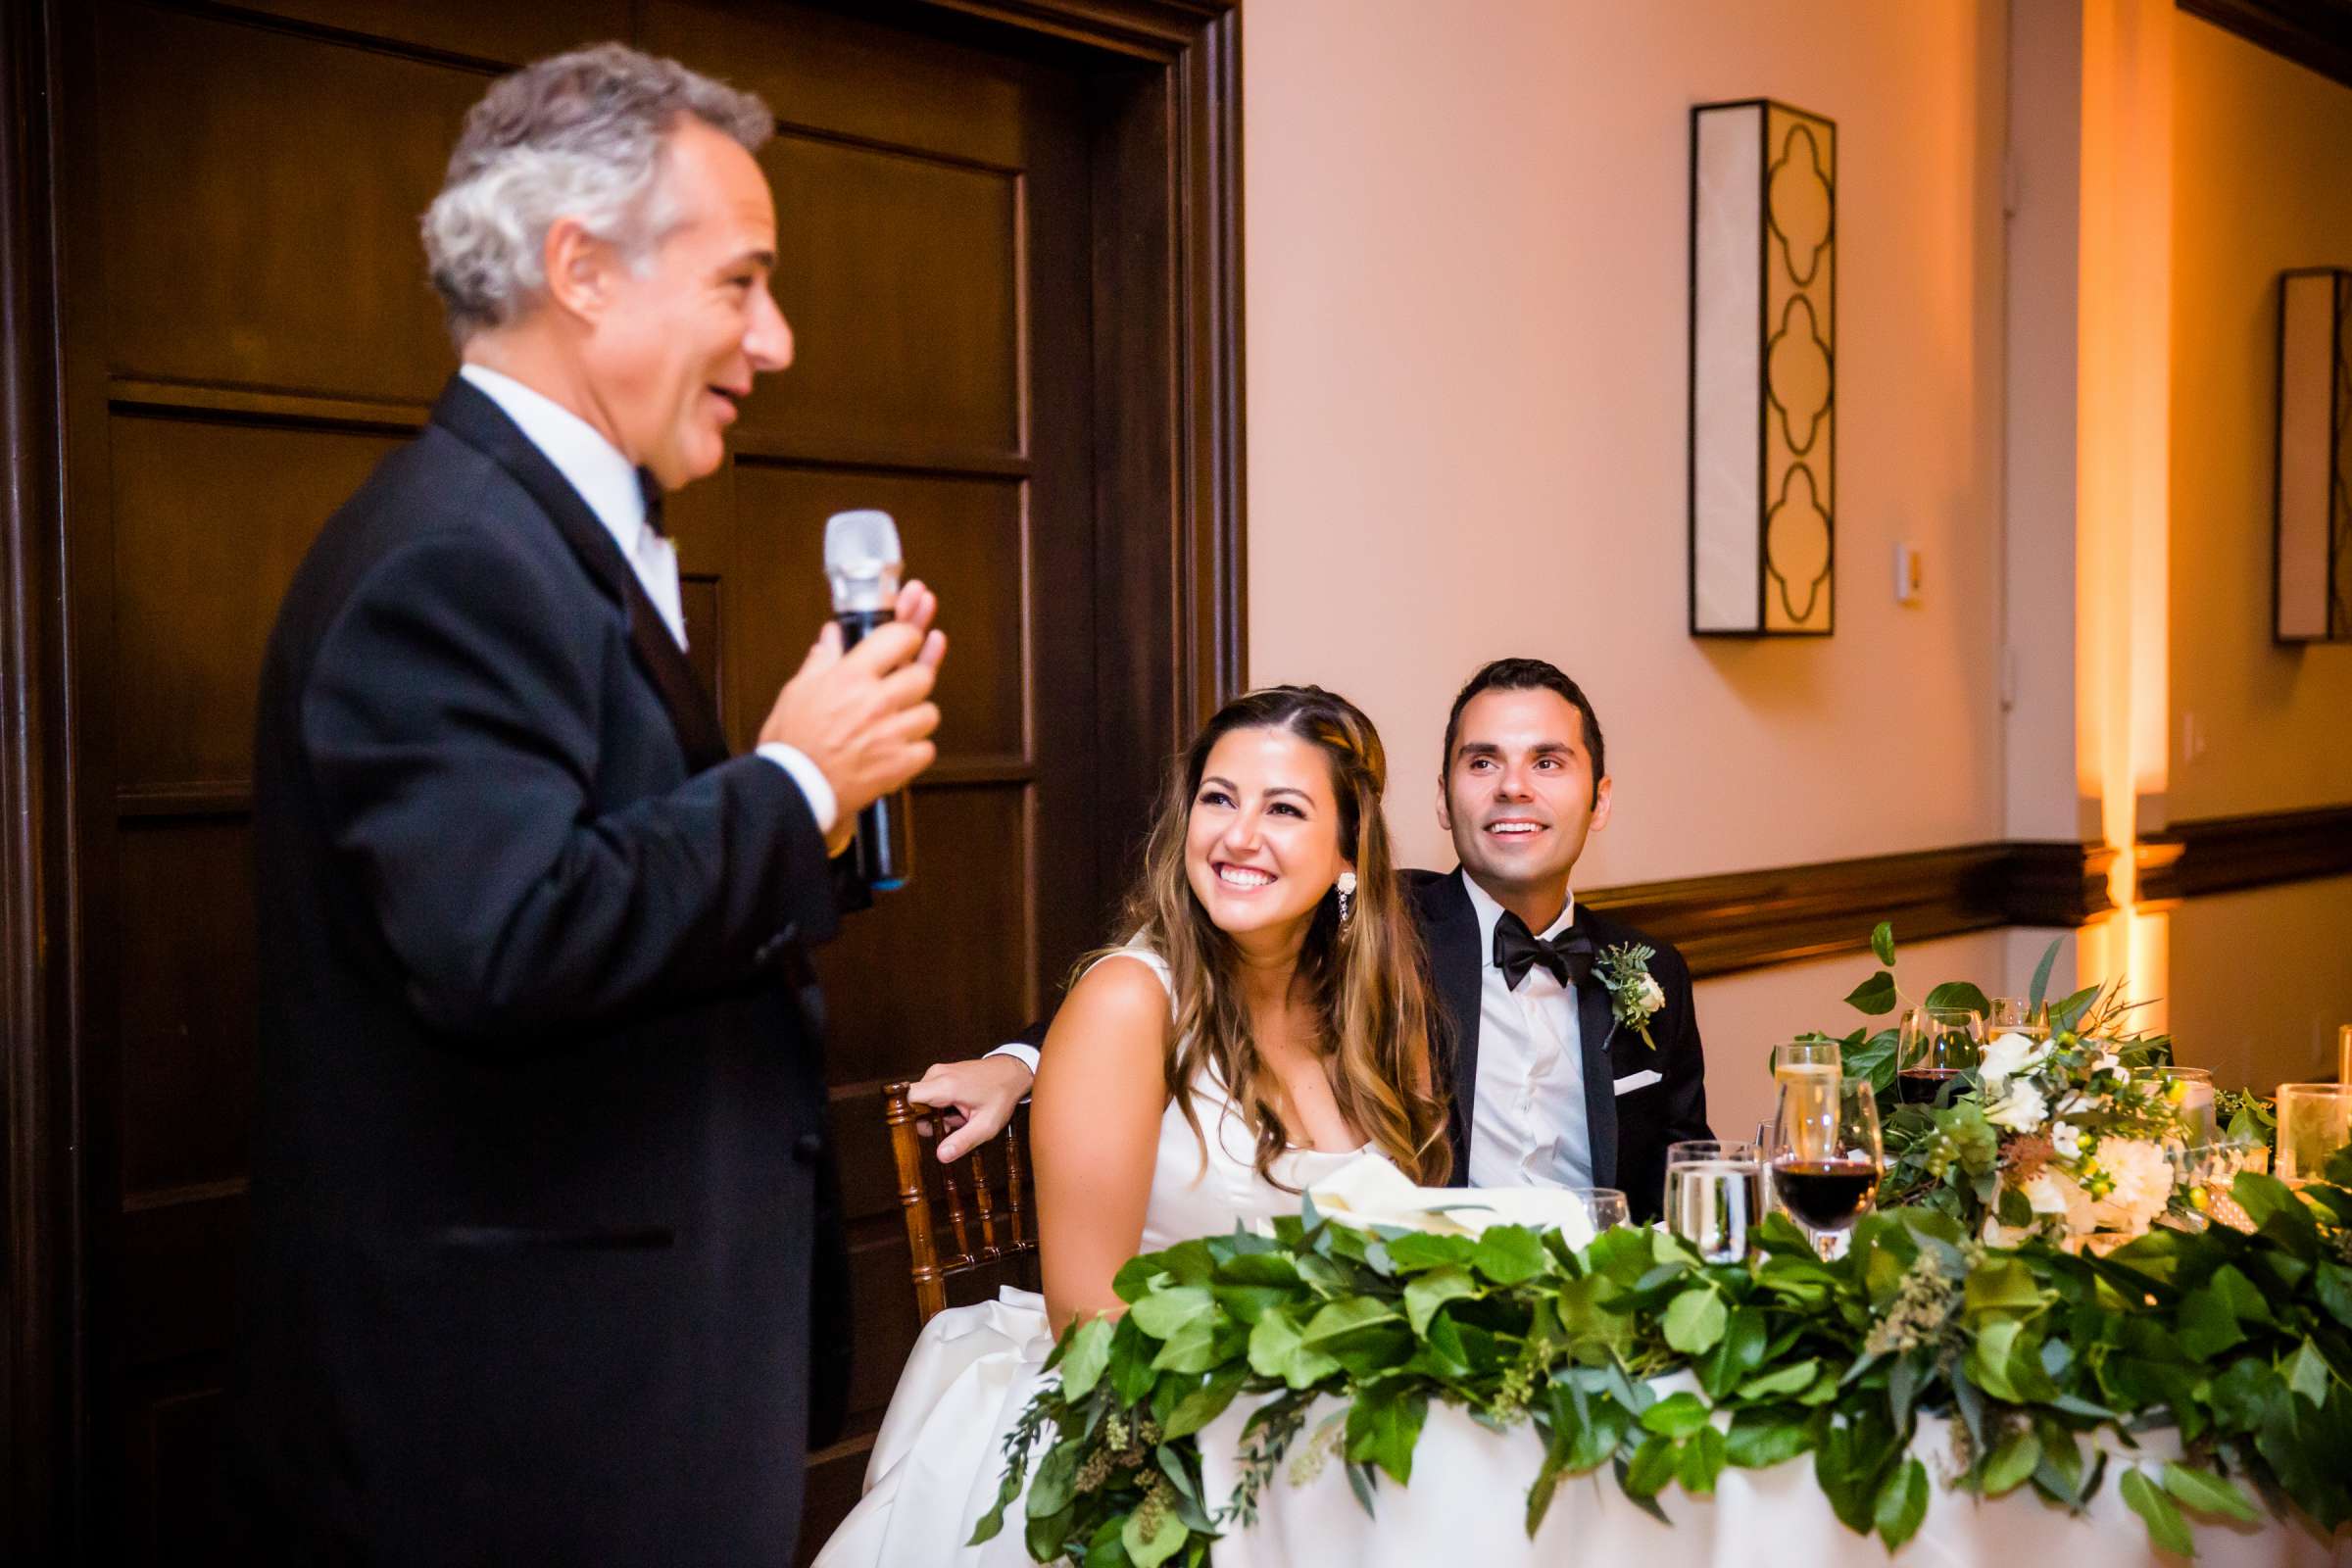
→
(1896, 1005, 1984, 1105)
(1768, 1042, 1885, 1259)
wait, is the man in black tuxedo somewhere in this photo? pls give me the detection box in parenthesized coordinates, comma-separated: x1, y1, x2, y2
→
(921, 659, 1711, 1220)
(230, 46, 944, 1565)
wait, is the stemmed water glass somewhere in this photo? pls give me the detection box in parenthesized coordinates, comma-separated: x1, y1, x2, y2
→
(1565, 1187, 1631, 1233)
(1897, 1006, 1984, 1105)
(1768, 1042, 1885, 1259)
(1664, 1141, 1761, 1263)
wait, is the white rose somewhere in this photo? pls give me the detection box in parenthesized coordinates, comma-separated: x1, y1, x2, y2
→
(1637, 975, 1666, 1015)
(2023, 1169, 2097, 1235)
(2089, 1138, 2173, 1233)
(1984, 1080, 2049, 1133)
(1980, 1030, 2053, 1086)
(2050, 1120, 2083, 1160)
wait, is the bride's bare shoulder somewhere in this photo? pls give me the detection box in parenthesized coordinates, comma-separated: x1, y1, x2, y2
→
(1044, 954, 1169, 1060)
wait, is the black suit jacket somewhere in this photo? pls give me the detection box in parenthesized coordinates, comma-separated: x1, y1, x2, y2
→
(1407, 869, 1711, 1220)
(232, 376, 853, 1565)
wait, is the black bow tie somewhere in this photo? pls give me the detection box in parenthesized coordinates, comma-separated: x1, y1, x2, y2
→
(1493, 910, 1594, 992)
(637, 467, 667, 538)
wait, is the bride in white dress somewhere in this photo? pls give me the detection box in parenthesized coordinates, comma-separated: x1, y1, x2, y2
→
(816, 685, 1453, 1567)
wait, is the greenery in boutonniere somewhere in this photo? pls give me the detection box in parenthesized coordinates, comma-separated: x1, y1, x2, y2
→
(975, 1152, 2352, 1566)
(1593, 942, 1665, 1052)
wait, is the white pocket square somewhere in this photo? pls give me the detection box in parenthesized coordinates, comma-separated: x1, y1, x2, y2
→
(1612, 1069, 1662, 1097)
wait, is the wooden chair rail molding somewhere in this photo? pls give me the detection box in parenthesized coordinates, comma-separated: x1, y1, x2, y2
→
(1582, 839, 2115, 980)
(1588, 804, 2352, 980)
(2134, 804, 2352, 908)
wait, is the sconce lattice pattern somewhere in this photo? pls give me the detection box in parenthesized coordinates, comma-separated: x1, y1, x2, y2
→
(1690, 99, 1837, 636)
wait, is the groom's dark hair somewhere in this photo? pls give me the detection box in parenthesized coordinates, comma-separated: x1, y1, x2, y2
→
(1441, 658, 1606, 807)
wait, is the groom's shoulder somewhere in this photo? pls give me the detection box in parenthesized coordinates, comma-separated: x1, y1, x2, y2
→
(1577, 904, 1693, 986)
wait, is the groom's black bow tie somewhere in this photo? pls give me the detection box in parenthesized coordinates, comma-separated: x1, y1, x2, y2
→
(1493, 910, 1595, 992)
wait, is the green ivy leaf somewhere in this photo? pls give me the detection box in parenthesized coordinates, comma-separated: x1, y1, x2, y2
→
(1027, 1438, 1082, 1518)
(1248, 1309, 1339, 1389)
(1737, 1357, 1820, 1400)
(1058, 1316, 1113, 1399)
(1472, 1224, 1548, 1287)
(1383, 1231, 1477, 1272)
(1871, 922, 1897, 966)
(1873, 1457, 1929, 1550)
(1982, 1430, 2040, 1496)
(1724, 1404, 1812, 1468)
(1663, 1288, 1729, 1354)
(1151, 1315, 1223, 1374)
(1403, 1265, 1481, 1338)
(2120, 1467, 2194, 1557)
(1623, 1433, 1679, 1498)
(1121, 1503, 1189, 1568)
(1640, 1392, 1713, 1440)
(2316, 1261, 2352, 1332)
(1345, 1381, 1430, 1486)
(1964, 1255, 2047, 1319)
(1844, 971, 1899, 1016)
(1160, 1363, 1247, 1440)
(2285, 1339, 2330, 1407)
(2162, 1461, 2262, 1526)
(1128, 1284, 1212, 1342)
(1923, 981, 1992, 1017)
(1678, 1425, 1729, 1495)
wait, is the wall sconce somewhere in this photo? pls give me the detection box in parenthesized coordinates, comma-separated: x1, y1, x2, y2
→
(2275, 268, 2351, 643)
(1690, 99, 1837, 637)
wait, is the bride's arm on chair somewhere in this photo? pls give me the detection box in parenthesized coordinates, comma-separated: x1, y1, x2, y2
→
(1030, 954, 1171, 1333)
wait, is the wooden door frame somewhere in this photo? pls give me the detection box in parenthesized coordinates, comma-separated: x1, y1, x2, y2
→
(0, 0, 1241, 1557)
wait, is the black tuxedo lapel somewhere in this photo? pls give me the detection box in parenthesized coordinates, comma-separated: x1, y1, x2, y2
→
(1575, 945, 1620, 1190)
(1414, 870, 1485, 1189)
(429, 376, 732, 773)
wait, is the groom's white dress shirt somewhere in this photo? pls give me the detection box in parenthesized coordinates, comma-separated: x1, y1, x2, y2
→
(1459, 870, 1592, 1190)
(459, 364, 838, 831)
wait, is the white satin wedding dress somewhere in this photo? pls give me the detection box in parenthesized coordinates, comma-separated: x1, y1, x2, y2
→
(812, 947, 1388, 1568)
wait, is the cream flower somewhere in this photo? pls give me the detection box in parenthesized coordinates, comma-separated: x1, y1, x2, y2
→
(1980, 1030, 2053, 1089)
(2022, 1168, 2096, 1235)
(1636, 974, 1666, 1015)
(2088, 1138, 2173, 1234)
(2049, 1120, 2083, 1161)
(1984, 1080, 2050, 1133)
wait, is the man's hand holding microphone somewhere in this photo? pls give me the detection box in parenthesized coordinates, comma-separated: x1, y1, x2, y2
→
(763, 577, 946, 858)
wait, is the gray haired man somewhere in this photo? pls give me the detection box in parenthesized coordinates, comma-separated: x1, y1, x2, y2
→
(230, 44, 942, 1563)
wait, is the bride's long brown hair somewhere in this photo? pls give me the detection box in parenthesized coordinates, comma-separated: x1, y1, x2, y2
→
(1086, 685, 1451, 1188)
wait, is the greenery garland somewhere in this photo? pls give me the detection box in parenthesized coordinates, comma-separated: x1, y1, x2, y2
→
(974, 1152, 2352, 1566)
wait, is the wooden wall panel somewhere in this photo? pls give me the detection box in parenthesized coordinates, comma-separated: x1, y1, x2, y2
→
(751, 136, 1021, 456)
(732, 464, 1028, 761)
(221, 0, 630, 65)
(97, 3, 477, 398)
(116, 820, 256, 1200)
(110, 417, 400, 794)
(811, 786, 1032, 1074)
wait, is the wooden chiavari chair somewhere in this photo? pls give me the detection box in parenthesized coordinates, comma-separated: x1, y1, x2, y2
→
(881, 1081, 1039, 1323)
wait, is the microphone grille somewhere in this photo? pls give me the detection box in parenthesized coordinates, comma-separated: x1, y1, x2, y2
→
(823, 509, 902, 575)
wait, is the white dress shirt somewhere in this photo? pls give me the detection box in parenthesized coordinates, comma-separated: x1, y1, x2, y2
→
(1461, 870, 1593, 1190)
(458, 364, 837, 832)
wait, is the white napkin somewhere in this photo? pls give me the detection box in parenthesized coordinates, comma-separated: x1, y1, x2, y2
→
(1304, 1155, 1599, 1250)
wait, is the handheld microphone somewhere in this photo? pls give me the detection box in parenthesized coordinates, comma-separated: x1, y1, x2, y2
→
(823, 509, 912, 891)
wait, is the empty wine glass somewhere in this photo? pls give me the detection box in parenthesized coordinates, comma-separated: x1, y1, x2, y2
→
(1566, 1187, 1631, 1233)
(1664, 1141, 1761, 1263)
(1988, 996, 2035, 1031)
(1897, 1006, 1984, 1105)
(1768, 1042, 1884, 1259)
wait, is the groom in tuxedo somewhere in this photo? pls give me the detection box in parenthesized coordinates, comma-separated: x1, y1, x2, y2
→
(231, 46, 945, 1564)
(922, 659, 1711, 1219)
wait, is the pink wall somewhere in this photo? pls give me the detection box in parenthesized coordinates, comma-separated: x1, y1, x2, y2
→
(1243, 0, 2012, 886)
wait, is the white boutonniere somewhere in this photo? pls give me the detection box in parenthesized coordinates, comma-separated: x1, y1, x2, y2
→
(1594, 942, 1665, 1052)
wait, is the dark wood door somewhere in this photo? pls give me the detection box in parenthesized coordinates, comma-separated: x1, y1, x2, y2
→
(35, 0, 1206, 1557)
